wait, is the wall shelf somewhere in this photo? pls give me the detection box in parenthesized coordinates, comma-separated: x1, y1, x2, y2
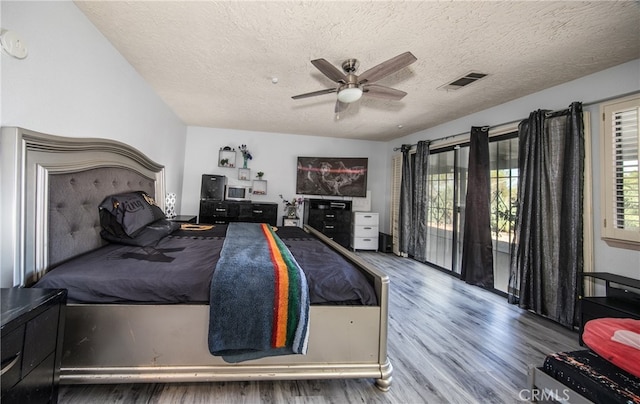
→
(218, 149, 236, 168)
(238, 168, 250, 181)
(252, 180, 267, 195)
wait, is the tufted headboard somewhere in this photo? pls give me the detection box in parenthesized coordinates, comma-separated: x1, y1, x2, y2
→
(1, 127, 165, 286)
(48, 167, 156, 267)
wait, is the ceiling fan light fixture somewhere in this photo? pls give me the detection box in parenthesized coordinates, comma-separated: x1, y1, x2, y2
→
(337, 87, 363, 103)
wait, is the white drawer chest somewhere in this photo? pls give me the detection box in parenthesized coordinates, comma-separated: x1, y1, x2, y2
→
(350, 212, 379, 251)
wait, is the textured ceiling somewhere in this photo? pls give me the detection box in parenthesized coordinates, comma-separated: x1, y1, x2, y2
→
(74, 1, 640, 141)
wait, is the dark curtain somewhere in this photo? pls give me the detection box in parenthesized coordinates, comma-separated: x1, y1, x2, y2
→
(461, 127, 494, 288)
(508, 102, 584, 328)
(399, 144, 413, 255)
(413, 141, 430, 262)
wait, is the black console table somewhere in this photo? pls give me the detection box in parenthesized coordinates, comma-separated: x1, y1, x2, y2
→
(1, 288, 67, 404)
(579, 272, 640, 345)
(199, 201, 277, 226)
(303, 199, 352, 248)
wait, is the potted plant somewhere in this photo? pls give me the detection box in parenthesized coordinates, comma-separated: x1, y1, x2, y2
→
(239, 144, 252, 168)
(279, 194, 303, 218)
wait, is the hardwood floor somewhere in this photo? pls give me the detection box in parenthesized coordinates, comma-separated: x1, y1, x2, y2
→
(57, 252, 581, 403)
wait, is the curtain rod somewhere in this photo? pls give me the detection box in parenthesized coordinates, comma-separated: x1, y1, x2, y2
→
(393, 91, 640, 151)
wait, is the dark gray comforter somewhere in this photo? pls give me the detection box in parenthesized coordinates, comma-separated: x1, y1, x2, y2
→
(34, 225, 377, 306)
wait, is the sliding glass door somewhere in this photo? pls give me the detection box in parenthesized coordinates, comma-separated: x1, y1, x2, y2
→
(425, 147, 467, 274)
(489, 136, 519, 292)
(423, 134, 518, 293)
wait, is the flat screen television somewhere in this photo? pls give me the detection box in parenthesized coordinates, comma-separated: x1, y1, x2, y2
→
(295, 157, 368, 197)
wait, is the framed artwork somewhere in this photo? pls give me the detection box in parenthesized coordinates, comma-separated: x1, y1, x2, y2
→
(296, 157, 368, 197)
(238, 168, 251, 181)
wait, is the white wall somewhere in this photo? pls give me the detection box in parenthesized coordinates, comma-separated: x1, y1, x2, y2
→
(0, 1, 187, 287)
(182, 127, 388, 226)
(1, 1, 636, 284)
(1, 1, 186, 193)
(386, 59, 640, 280)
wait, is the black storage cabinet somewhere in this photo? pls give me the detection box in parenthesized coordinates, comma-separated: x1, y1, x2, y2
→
(303, 199, 352, 248)
(199, 201, 277, 226)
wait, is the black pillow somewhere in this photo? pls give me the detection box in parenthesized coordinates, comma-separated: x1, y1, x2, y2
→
(100, 218, 180, 247)
(99, 191, 166, 237)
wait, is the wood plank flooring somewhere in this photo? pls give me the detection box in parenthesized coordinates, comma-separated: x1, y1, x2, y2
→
(57, 252, 581, 403)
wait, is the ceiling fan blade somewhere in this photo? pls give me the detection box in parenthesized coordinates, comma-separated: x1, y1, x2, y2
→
(292, 88, 337, 100)
(311, 59, 347, 83)
(335, 100, 349, 113)
(357, 51, 417, 84)
(363, 84, 407, 101)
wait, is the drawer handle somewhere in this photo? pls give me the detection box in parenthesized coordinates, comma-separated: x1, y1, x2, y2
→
(364, 215, 372, 218)
(326, 214, 335, 218)
(215, 208, 226, 212)
(253, 210, 263, 214)
(1, 353, 20, 376)
(325, 225, 335, 229)
(363, 239, 372, 241)
(364, 227, 372, 230)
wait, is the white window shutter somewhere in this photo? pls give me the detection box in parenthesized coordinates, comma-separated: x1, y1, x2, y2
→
(601, 95, 640, 246)
(391, 153, 402, 255)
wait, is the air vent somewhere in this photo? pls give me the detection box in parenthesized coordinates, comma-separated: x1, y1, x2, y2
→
(438, 72, 488, 91)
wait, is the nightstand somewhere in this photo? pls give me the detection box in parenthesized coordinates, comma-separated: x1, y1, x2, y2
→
(282, 217, 301, 227)
(1, 288, 67, 404)
(350, 212, 379, 251)
(169, 215, 197, 223)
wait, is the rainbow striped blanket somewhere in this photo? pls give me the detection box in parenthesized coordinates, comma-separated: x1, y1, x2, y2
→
(208, 222, 310, 363)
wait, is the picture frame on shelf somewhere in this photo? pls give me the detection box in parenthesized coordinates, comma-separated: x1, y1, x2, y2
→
(238, 168, 251, 181)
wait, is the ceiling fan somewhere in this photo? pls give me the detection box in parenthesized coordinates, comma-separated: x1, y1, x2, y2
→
(292, 51, 417, 113)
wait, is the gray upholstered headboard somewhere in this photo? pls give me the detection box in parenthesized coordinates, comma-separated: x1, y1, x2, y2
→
(1, 127, 165, 286)
(48, 167, 156, 267)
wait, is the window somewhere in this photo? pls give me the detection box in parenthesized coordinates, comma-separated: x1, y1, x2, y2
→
(601, 95, 640, 247)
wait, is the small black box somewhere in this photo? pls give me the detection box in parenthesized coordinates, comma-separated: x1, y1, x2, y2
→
(378, 232, 393, 253)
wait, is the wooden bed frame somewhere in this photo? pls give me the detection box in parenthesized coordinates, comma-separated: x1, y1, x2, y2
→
(1, 127, 393, 390)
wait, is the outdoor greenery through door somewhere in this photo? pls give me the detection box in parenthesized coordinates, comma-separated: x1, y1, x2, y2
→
(423, 134, 518, 294)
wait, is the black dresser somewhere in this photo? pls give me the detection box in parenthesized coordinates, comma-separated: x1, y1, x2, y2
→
(303, 199, 352, 248)
(1, 288, 67, 404)
(199, 201, 278, 226)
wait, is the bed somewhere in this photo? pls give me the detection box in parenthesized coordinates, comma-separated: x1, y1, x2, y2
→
(1, 127, 392, 390)
(528, 318, 640, 403)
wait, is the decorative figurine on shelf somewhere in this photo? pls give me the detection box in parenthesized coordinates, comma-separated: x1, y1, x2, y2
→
(239, 144, 252, 168)
(256, 171, 264, 179)
(218, 146, 236, 167)
(280, 194, 304, 218)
